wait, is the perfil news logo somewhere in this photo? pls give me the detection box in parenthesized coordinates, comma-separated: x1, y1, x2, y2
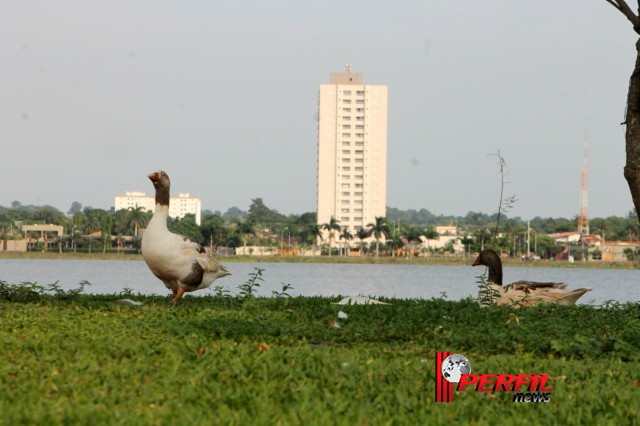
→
(435, 352, 553, 403)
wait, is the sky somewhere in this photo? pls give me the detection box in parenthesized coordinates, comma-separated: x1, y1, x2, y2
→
(1, 0, 636, 220)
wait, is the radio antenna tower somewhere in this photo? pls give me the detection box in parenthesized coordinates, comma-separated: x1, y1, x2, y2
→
(578, 134, 590, 235)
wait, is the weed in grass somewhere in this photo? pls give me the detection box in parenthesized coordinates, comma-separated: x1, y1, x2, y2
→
(272, 283, 294, 298)
(237, 267, 264, 298)
(476, 274, 500, 306)
(214, 285, 232, 298)
(0, 279, 89, 303)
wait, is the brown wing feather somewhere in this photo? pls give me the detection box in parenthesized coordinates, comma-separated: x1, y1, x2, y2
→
(504, 281, 567, 291)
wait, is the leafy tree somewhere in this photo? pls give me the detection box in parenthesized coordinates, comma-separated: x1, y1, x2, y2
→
(222, 206, 248, 222)
(200, 212, 227, 248)
(403, 226, 424, 257)
(472, 228, 492, 252)
(423, 226, 440, 254)
(248, 198, 287, 226)
(235, 220, 256, 248)
(170, 214, 204, 244)
(367, 216, 391, 257)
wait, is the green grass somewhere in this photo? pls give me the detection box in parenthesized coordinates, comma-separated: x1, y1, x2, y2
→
(1, 281, 639, 425)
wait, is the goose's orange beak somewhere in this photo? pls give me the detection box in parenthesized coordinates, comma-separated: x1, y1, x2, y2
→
(148, 171, 161, 182)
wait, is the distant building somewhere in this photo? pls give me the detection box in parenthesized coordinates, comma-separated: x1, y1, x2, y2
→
(317, 64, 388, 235)
(114, 191, 202, 225)
(419, 226, 464, 255)
(21, 224, 64, 237)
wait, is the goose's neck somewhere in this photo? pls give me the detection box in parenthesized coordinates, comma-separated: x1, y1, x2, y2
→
(155, 186, 170, 207)
(487, 260, 503, 286)
(149, 204, 169, 229)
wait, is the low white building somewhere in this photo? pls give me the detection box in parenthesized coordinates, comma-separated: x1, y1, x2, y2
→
(114, 191, 202, 225)
(419, 226, 465, 255)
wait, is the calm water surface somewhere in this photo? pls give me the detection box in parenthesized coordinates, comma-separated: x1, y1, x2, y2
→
(0, 259, 638, 305)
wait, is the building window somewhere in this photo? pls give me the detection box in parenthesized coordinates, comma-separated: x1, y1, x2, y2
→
(342, 192, 350, 196)
(355, 183, 363, 188)
(341, 183, 350, 188)
(342, 133, 351, 138)
(355, 167, 363, 171)
(355, 158, 364, 163)
(356, 90, 364, 95)
(343, 100, 352, 104)
(342, 158, 351, 163)
(355, 125, 364, 129)
(342, 166, 351, 171)
(355, 150, 364, 155)
(356, 100, 364, 104)
(354, 192, 363, 196)
(343, 90, 352, 95)
(342, 150, 350, 155)
(355, 141, 364, 145)
(355, 200, 363, 205)
(341, 200, 350, 205)
(343, 125, 351, 129)
(343, 108, 351, 112)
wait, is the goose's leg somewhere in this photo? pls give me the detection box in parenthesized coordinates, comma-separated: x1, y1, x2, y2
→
(171, 288, 185, 303)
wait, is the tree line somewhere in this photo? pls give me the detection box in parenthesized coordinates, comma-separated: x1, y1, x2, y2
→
(0, 198, 638, 255)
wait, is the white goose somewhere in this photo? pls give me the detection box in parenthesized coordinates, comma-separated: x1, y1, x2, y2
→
(472, 249, 590, 306)
(141, 170, 230, 302)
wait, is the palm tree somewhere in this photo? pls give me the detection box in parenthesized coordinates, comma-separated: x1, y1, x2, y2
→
(127, 206, 150, 237)
(388, 233, 404, 257)
(367, 216, 391, 257)
(403, 226, 425, 258)
(339, 227, 354, 256)
(305, 224, 324, 256)
(322, 217, 341, 256)
(356, 227, 369, 256)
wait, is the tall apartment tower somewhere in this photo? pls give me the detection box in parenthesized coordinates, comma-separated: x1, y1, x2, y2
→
(316, 65, 388, 236)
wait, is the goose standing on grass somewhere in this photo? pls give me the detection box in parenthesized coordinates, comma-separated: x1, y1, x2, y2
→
(472, 249, 590, 306)
(142, 170, 230, 303)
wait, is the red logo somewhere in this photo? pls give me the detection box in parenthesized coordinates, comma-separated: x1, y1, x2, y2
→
(435, 352, 553, 403)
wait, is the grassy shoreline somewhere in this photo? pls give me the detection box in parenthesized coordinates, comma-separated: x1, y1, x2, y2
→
(1, 250, 638, 269)
(1, 292, 639, 424)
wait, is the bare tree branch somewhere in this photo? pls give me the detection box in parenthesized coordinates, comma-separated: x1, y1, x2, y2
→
(604, 0, 640, 31)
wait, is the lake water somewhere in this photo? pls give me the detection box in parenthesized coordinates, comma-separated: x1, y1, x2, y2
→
(0, 259, 638, 305)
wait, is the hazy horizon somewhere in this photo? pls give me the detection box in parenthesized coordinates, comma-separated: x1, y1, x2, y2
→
(1, 1, 636, 220)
